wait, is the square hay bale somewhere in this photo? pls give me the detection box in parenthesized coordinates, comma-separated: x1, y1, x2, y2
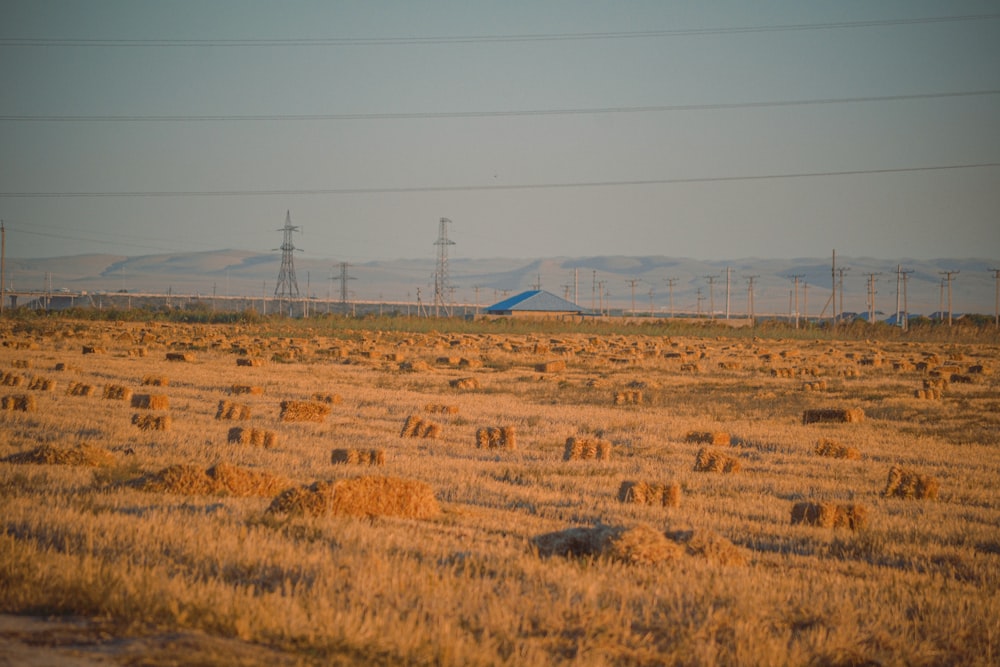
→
(803, 380, 828, 391)
(693, 448, 741, 473)
(563, 436, 612, 461)
(883, 465, 940, 500)
(790, 502, 869, 530)
(127, 347, 148, 358)
(914, 388, 942, 400)
(532, 524, 684, 565)
(331, 448, 386, 466)
(236, 357, 264, 367)
(535, 360, 566, 373)
(132, 413, 171, 431)
(81, 345, 105, 355)
(685, 431, 731, 446)
(166, 352, 195, 362)
(3, 444, 114, 467)
(279, 400, 331, 423)
(11, 359, 31, 369)
(449, 377, 481, 390)
(618, 480, 681, 508)
(27, 377, 55, 392)
(311, 393, 343, 405)
(814, 439, 862, 460)
(328, 475, 440, 519)
(1, 394, 36, 412)
(400, 414, 443, 439)
(216, 399, 251, 420)
(102, 384, 133, 401)
(802, 408, 864, 424)
(231, 384, 264, 396)
(1, 372, 24, 387)
(679, 363, 701, 373)
(142, 375, 169, 387)
(475, 426, 517, 450)
(227, 426, 279, 448)
(424, 403, 459, 415)
(131, 394, 169, 410)
(613, 389, 643, 406)
(67, 382, 95, 397)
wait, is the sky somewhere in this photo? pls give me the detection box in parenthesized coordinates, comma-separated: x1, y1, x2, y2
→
(1, 1, 998, 264)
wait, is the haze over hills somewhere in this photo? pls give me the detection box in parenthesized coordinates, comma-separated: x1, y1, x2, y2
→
(5, 250, 999, 318)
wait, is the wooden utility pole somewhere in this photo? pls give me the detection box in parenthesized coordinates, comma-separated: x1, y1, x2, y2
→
(703, 275, 717, 320)
(864, 272, 881, 324)
(837, 266, 850, 323)
(991, 268, 1000, 329)
(831, 250, 836, 326)
(665, 277, 678, 319)
(939, 270, 959, 326)
(745, 275, 759, 324)
(724, 266, 732, 320)
(625, 278, 640, 316)
(789, 275, 804, 329)
(0, 221, 5, 317)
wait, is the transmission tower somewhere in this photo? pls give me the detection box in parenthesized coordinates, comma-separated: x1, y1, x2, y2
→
(433, 217, 455, 317)
(273, 211, 301, 300)
(939, 270, 959, 325)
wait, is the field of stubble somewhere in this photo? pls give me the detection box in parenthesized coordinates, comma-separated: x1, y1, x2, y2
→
(1, 317, 998, 666)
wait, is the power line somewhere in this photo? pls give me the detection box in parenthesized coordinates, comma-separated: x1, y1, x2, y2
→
(2, 163, 995, 199)
(2, 14, 997, 47)
(4, 90, 998, 123)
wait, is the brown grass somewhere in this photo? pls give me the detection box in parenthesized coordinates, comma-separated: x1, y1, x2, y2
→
(279, 400, 330, 423)
(790, 502, 869, 530)
(227, 427, 279, 448)
(311, 393, 343, 404)
(618, 480, 681, 507)
(814, 439, 862, 460)
(331, 448, 386, 466)
(693, 448, 741, 473)
(563, 436, 612, 461)
(883, 465, 940, 500)
(802, 408, 865, 424)
(3, 444, 114, 467)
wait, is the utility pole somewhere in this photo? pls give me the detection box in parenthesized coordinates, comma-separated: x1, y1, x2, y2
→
(665, 277, 678, 319)
(789, 275, 804, 329)
(864, 272, 881, 324)
(745, 275, 759, 324)
(335, 262, 355, 305)
(433, 217, 455, 317)
(939, 279, 945, 323)
(597, 281, 606, 316)
(724, 266, 732, 320)
(991, 268, 1000, 329)
(703, 275, 717, 320)
(647, 287, 655, 317)
(802, 281, 808, 327)
(939, 270, 959, 326)
(831, 250, 836, 327)
(1, 221, 5, 317)
(625, 278, 640, 316)
(837, 266, 850, 324)
(473, 285, 482, 315)
(696, 287, 704, 318)
(591, 270, 597, 311)
(900, 267, 913, 331)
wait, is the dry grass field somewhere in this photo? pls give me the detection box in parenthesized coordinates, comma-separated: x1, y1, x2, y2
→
(1, 317, 998, 665)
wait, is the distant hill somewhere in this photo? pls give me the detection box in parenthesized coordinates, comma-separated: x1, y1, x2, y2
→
(6, 250, 998, 317)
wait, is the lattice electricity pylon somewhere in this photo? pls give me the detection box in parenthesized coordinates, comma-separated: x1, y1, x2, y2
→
(273, 210, 301, 299)
(432, 217, 455, 317)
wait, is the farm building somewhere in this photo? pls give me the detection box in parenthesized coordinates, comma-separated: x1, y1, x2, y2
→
(483, 290, 590, 320)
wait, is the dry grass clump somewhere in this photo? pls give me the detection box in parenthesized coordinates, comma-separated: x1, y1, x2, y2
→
(613, 389, 643, 406)
(142, 375, 169, 386)
(216, 399, 251, 420)
(668, 529, 749, 565)
(0, 372, 24, 387)
(135, 463, 286, 497)
(231, 385, 264, 396)
(1, 394, 36, 412)
(618, 480, 681, 507)
(279, 400, 331, 423)
(165, 352, 195, 362)
(331, 448, 386, 466)
(102, 384, 133, 401)
(328, 476, 440, 519)
(3, 444, 114, 467)
(311, 393, 343, 405)
(563, 436, 612, 461)
(449, 377, 480, 390)
(535, 360, 566, 373)
(814, 439, 862, 460)
(27, 377, 55, 392)
(131, 394, 169, 410)
(267, 481, 337, 516)
(400, 415, 443, 439)
(66, 382, 95, 397)
(227, 427, 279, 448)
(685, 431, 731, 446)
(475, 426, 517, 450)
(236, 357, 264, 367)
(132, 413, 171, 431)
(883, 465, 940, 500)
(802, 408, 864, 424)
(533, 524, 684, 565)
(791, 502, 869, 530)
(693, 448, 741, 473)
(424, 403, 459, 415)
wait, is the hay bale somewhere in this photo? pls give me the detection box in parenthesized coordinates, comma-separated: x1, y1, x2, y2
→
(131, 394, 169, 410)
(449, 377, 480, 390)
(563, 436, 612, 461)
(424, 403, 459, 414)
(142, 375, 169, 387)
(613, 389, 643, 406)
(803, 380, 828, 391)
(11, 359, 31, 369)
(216, 399, 251, 420)
(81, 345, 105, 355)
(231, 385, 264, 396)
(279, 400, 330, 423)
(236, 357, 264, 367)
(331, 448, 386, 466)
(166, 352, 195, 362)
(814, 439, 862, 460)
(802, 408, 864, 424)
(27, 377, 55, 392)
(0, 372, 24, 387)
(227, 426, 279, 448)
(535, 360, 566, 373)
(685, 431, 731, 446)
(207, 462, 288, 497)
(132, 413, 171, 431)
(618, 481, 681, 508)
(791, 502, 869, 530)
(3, 444, 114, 467)
(674, 529, 749, 565)
(1, 394, 36, 412)
(914, 388, 942, 400)
(693, 448, 741, 473)
(475, 426, 517, 450)
(135, 465, 216, 495)
(311, 393, 343, 405)
(400, 415, 442, 439)
(102, 384, 133, 401)
(883, 465, 940, 500)
(267, 481, 337, 516)
(66, 382, 95, 397)
(533, 524, 684, 565)
(328, 476, 440, 519)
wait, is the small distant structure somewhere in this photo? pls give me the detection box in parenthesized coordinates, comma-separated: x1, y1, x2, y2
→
(483, 289, 590, 320)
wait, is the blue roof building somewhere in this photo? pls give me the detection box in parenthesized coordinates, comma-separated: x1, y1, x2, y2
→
(485, 290, 589, 318)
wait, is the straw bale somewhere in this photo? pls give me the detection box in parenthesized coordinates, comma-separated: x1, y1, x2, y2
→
(27, 377, 55, 392)
(693, 448, 741, 473)
(563, 436, 612, 461)
(132, 413, 171, 431)
(102, 384, 133, 401)
(400, 415, 442, 439)
(231, 384, 264, 396)
(267, 481, 337, 517)
(331, 448, 386, 466)
(236, 357, 264, 367)
(770, 368, 794, 378)
(436, 356, 461, 366)
(279, 400, 330, 423)
(207, 462, 288, 497)
(311, 393, 343, 405)
(500, 426, 517, 451)
(533, 524, 684, 565)
(328, 476, 440, 519)
(1, 372, 24, 387)
(449, 377, 480, 390)
(132, 394, 169, 410)
(803, 380, 828, 391)
(166, 352, 195, 362)
(685, 431, 731, 446)
(791, 502, 869, 530)
(227, 427, 279, 448)
(424, 403, 459, 415)
(718, 361, 742, 371)
(81, 345, 105, 355)
(1, 394, 36, 412)
(535, 360, 566, 373)
(613, 389, 643, 406)
(802, 408, 864, 424)
(215, 400, 251, 420)
(923, 377, 948, 391)
(3, 444, 114, 467)
(618, 480, 681, 507)
(67, 382, 95, 397)
(883, 465, 940, 500)
(11, 359, 31, 369)
(950, 373, 974, 384)
(914, 388, 942, 400)
(142, 375, 169, 387)
(458, 358, 483, 369)
(814, 439, 862, 460)
(127, 347, 148, 358)
(676, 529, 749, 565)
(475, 426, 517, 450)
(136, 465, 217, 495)
(968, 364, 991, 375)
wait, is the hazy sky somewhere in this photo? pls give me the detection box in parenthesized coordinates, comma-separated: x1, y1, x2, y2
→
(1, 1, 998, 263)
